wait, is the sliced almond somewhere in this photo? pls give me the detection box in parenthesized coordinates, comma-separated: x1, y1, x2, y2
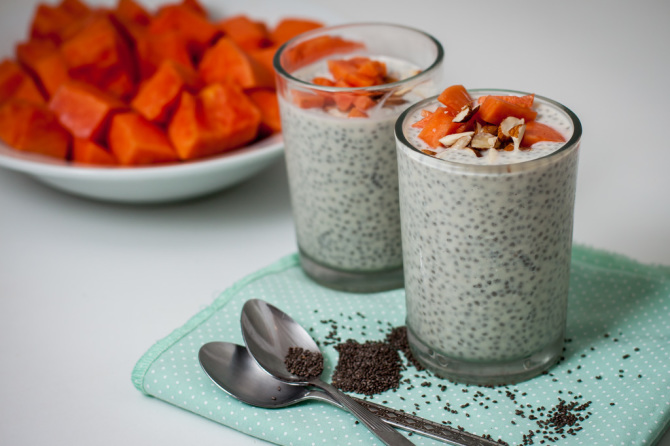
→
(471, 132, 498, 149)
(439, 131, 474, 147)
(452, 103, 479, 123)
(499, 116, 524, 137)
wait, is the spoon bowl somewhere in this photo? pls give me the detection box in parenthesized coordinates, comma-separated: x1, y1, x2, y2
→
(198, 341, 334, 408)
(240, 298, 415, 446)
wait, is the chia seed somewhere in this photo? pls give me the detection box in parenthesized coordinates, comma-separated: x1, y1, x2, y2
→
(284, 347, 324, 378)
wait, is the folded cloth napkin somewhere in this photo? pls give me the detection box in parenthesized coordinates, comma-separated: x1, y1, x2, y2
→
(132, 245, 670, 445)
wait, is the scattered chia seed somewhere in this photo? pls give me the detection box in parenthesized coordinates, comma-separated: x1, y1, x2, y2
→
(284, 347, 324, 378)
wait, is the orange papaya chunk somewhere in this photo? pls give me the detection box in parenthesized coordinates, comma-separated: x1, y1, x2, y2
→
(218, 15, 271, 51)
(59, 0, 91, 18)
(60, 14, 137, 99)
(0, 99, 71, 159)
(49, 80, 127, 141)
(291, 90, 325, 109)
(521, 121, 566, 146)
(30, 3, 79, 44)
(477, 93, 535, 108)
(72, 138, 117, 165)
(270, 18, 323, 46)
(437, 85, 473, 115)
(248, 45, 279, 76)
(247, 88, 281, 135)
(283, 35, 364, 71)
(417, 107, 461, 148)
(133, 29, 194, 80)
(478, 96, 538, 125)
(0, 59, 45, 105)
(16, 39, 70, 98)
(411, 110, 433, 129)
(108, 112, 179, 165)
(149, 4, 220, 60)
(178, 0, 208, 17)
(199, 37, 274, 89)
(168, 84, 261, 160)
(115, 0, 152, 27)
(131, 60, 198, 124)
(347, 108, 368, 118)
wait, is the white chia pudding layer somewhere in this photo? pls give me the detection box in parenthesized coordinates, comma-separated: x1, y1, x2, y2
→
(397, 94, 580, 362)
(280, 57, 430, 272)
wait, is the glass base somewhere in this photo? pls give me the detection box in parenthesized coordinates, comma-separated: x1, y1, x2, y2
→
(407, 325, 563, 385)
(299, 249, 404, 293)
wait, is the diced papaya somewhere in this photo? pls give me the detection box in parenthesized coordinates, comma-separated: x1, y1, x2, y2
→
(333, 92, 356, 112)
(199, 83, 261, 153)
(30, 3, 80, 44)
(149, 4, 220, 60)
(0, 99, 71, 159)
(282, 35, 364, 71)
(60, 14, 137, 99)
(115, 0, 152, 27)
(353, 95, 375, 112)
(312, 77, 335, 87)
(270, 18, 323, 45)
(168, 83, 261, 160)
(411, 110, 433, 129)
(16, 39, 70, 98)
(131, 59, 198, 124)
(0, 59, 45, 105)
(178, 0, 208, 17)
(347, 108, 368, 118)
(59, 0, 91, 18)
(477, 93, 534, 108)
(49, 80, 127, 141)
(291, 90, 325, 109)
(218, 15, 271, 51)
(247, 88, 281, 135)
(108, 112, 179, 165)
(133, 29, 193, 80)
(521, 121, 566, 147)
(437, 84, 472, 115)
(72, 138, 117, 165)
(478, 96, 538, 125)
(248, 45, 279, 76)
(417, 107, 461, 148)
(199, 37, 274, 89)
(327, 59, 357, 82)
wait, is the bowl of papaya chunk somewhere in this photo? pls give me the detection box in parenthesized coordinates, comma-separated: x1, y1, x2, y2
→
(0, 0, 330, 203)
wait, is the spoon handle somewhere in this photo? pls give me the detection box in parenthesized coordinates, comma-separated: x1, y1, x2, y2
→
(354, 398, 500, 446)
(314, 379, 415, 446)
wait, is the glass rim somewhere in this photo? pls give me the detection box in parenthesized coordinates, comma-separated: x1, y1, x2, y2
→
(273, 22, 444, 93)
(395, 88, 583, 173)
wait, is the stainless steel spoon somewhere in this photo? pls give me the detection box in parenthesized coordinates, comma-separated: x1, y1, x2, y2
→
(240, 298, 414, 446)
(199, 341, 501, 446)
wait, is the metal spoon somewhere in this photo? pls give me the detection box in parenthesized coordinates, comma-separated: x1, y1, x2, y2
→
(199, 341, 501, 446)
(240, 298, 414, 446)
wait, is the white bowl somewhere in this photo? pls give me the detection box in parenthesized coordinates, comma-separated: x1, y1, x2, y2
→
(0, 135, 283, 203)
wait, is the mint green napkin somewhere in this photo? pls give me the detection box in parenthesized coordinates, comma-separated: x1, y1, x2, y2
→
(132, 246, 670, 445)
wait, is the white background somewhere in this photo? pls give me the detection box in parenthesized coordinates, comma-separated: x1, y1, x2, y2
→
(0, 0, 668, 445)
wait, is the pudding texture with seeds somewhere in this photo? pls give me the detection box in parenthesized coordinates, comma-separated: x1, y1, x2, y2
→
(279, 58, 427, 272)
(397, 93, 580, 364)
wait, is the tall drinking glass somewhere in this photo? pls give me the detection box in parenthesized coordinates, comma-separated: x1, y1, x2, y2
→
(275, 23, 443, 292)
(396, 90, 581, 384)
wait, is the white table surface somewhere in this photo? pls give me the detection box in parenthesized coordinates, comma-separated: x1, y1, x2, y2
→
(0, 0, 668, 445)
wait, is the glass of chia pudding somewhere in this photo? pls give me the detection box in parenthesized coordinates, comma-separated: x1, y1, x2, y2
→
(395, 88, 582, 384)
(274, 23, 443, 293)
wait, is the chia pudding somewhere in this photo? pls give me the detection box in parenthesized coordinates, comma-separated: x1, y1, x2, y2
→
(274, 23, 443, 292)
(395, 90, 581, 384)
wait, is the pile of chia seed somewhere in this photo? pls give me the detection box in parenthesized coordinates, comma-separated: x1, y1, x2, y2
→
(284, 347, 324, 378)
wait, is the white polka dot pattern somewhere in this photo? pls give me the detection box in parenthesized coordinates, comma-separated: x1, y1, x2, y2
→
(132, 246, 670, 445)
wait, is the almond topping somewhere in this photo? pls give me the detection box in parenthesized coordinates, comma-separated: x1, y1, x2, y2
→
(471, 132, 498, 149)
(452, 103, 480, 123)
(439, 131, 474, 147)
